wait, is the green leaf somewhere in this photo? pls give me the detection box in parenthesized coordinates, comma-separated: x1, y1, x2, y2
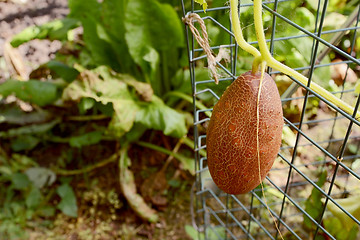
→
(276, 33, 331, 89)
(125, 0, 184, 52)
(11, 135, 40, 152)
(68, 0, 100, 19)
(25, 186, 43, 209)
(0, 80, 58, 106)
(355, 82, 360, 94)
(95, 102, 114, 117)
(78, 98, 96, 114)
(194, 0, 208, 12)
(101, 0, 128, 42)
(294, 7, 315, 29)
(125, 0, 184, 89)
(324, 217, 359, 240)
(68, 0, 125, 70)
(303, 169, 327, 230)
(62, 68, 132, 105)
(109, 100, 139, 137)
(25, 167, 56, 189)
(168, 179, 181, 188)
(84, 18, 122, 70)
(63, 67, 187, 138)
(56, 183, 78, 218)
(10, 18, 79, 47)
(324, 195, 360, 231)
(46, 61, 79, 82)
(124, 123, 147, 143)
(11, 173, 30, 190)
(62, 68, 139, 137)
(206, 227, 226, 239)
(88, 17, 124, 72)
(38, 206, 56, 217)
(100, 0, 134, 72)
(0, 166, 12, 176)
(123, 78, 153, 102)
(0, 119, 59, 138)
(69, 131, 103, 148)
(185, 225, 204, 240)
(136, 96, 187, 138)
(0, 105, 51, 125)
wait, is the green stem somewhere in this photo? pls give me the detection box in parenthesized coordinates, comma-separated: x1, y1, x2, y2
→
(66, 114, 109, 121)
(165, 91, 212, 117)
(53, 153, 118, 175)
(230, 0, 261, 59)
(252, 0, 360, 119)
(183, 137, 207, 158)
(136, 141, 189, 162)
(229, 0, 360, 119)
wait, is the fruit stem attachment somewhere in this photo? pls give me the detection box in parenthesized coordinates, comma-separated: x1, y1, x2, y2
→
(230, 0, 360, 119)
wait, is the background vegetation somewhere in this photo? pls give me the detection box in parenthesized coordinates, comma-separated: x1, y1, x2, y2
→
(0, 0, 359, 239)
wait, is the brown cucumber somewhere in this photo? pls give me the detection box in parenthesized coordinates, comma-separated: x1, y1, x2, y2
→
(206, 71, 283, 194)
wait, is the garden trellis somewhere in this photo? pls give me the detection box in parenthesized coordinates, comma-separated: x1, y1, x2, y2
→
(181, 0, 360, 239)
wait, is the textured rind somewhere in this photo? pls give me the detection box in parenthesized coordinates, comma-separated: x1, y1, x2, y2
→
(206, 71, 283, 194)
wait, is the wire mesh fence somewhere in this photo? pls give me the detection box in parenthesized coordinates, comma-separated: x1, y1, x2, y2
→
(181, 0, 360, 239)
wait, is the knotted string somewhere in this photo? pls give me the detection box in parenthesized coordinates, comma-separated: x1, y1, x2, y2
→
(183, 13, 229, 84)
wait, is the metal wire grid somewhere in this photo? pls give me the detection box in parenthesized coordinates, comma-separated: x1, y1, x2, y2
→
(181, 0, 360, 239)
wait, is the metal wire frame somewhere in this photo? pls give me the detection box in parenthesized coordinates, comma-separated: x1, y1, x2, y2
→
(182, 0, 360, 239)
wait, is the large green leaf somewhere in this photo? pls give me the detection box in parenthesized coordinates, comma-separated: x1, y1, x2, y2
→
(68, 0, 121, 70)
(125, 0, 184, 88)
(136, 96, 187, 138)
(10, 18, 79, 47)
(101, 0, 128, 40)
(125, 0, 184, 52)
(101, 0, 134, 72)
(62, 68, 132, 104)
(0, 80, 58, 106)
(68, 0, 100, 19)
(63, 67, 187, 138)
(68, 0, 135, 72)
(62, 68, 139, 137)
(84, 18, 122, 70)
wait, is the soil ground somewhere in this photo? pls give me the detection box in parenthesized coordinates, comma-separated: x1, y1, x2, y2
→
(0, 0, 68, 81)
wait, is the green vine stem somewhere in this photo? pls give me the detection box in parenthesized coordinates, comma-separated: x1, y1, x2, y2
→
(229, 0, 261, 72)
(230, 0, 360, 119)
(53, 152, 118, 175)
(164, 91, 212, 117)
